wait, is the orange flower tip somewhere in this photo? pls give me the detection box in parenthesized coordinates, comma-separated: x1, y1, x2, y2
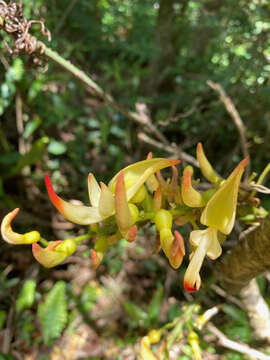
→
(11, 208, 20, 217)
(240, 157, 249, 168)
(115, 171, 125, 190)
(170, 159, 181, 166)
(45, 174, 62, 210)
(173, 230, 185, 256)
(100, 182, 106, 190)
(182, 170, 191, 188)
(197, 142, 203, 153)
(126, 225, 137, 242)
(184, 280, 197, 293)
(146, 152, 153, 160)
(91, 249, 100, 269)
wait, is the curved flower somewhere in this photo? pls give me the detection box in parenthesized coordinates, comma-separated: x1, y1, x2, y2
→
(184, 158, 248, 291)
(46, 158, 179, 226)
(109, 158, 180, 201)
(201, 157, 248, 234)
(181, 170, 205, 207)
(45, 174, 102, 225)
(1, 208, 40, 245)
(32, 238, 76, 268)
(184, 228, 222, 292)
(170, 230, 185, 269)
(197, 143, 220, 183)
(91, 235, 109, 269)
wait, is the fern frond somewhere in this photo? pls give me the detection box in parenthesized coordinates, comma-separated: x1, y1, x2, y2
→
(37, 281, 67, 345)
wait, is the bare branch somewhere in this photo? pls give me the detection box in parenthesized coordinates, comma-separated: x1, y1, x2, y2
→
(138, 131, 199, 167)
(207, 80, 250, 178)
(207, 323, 270, 360)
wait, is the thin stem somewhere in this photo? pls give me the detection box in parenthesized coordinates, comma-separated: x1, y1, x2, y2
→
(39, 237, 49, 247)
(250, 162, 270, 198)
(73, 232, 92, 245)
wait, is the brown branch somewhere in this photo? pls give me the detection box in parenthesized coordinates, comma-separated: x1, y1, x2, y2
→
(215, 214, 270, 294)
(207, 323, 270, 360)
(207, 80, 250, 178)
(240, 279, 270, 342)
(138, 131, 199, 167)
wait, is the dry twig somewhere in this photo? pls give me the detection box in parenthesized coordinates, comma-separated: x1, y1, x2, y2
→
(138, 131, 199, 167)
(207, 80, 250, 178)
(0, 0, 51, 55)
(207, 323, 270, 360)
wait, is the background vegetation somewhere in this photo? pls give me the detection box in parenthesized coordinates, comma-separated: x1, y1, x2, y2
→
(0, 0, 270, 358)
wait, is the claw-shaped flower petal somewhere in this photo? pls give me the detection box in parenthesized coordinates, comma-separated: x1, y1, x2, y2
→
(115, 171, 134, 233)
(45, 174, 104, 225)
(91, 236, 109, 269)
(88, 173, 101, 207)
(1, 208, 40, 245)
(184, 228, 221, 292)
(197, 142, 220, 183)
(170, 230, 185, 269)
(181, 170, 205, 207)
(168, 166, 182, 204)
(153, 185, 162, 211)
(46, 158, 179, 226)
(98, 182, 114, 217)
(32, 238, 76, 268)
(145, 152, 159, 192)
(154, 209, 175, 264)
(109, 158, 180, 201)
(201, 157, 248, 234)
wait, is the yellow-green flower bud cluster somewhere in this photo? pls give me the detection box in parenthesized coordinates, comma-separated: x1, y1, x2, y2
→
(1, 146, 264, 294)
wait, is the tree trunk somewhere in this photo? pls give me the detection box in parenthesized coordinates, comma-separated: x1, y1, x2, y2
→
(146, 0, 188, 97)
(215, 214, 270, 294)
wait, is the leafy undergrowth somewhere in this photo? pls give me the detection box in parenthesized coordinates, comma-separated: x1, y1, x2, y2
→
(0, 234, 270, 360)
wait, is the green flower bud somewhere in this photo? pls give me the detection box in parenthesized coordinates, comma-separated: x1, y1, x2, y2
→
(148, 329, 161, 344)
(128, 203, 139, 223)
(56, 238, 76, 256)
(154, 209, 172, 231)
(131, 185, 147, 203)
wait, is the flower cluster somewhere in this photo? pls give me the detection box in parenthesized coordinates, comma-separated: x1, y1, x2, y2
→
(1, 143, 260, 292)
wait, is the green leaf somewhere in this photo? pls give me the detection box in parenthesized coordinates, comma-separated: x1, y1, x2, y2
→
(0, 311, 6, 329)
(222, 305, 247, 324)
(5, 137, 49, 178)
(148, 285, 163, 325)
(0, 354, 14, 360)
(101, 118, 110, 145)
(37, 281, 67, 345)
(23, 117, 42, 139)
(48, 139, 67, 155)
(123, 301, 148, 325)
(16, 280, 36, 313)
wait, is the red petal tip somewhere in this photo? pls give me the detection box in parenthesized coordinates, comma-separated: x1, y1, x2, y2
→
(45, 174, 62, 211)
(184, 280, 197, 293)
